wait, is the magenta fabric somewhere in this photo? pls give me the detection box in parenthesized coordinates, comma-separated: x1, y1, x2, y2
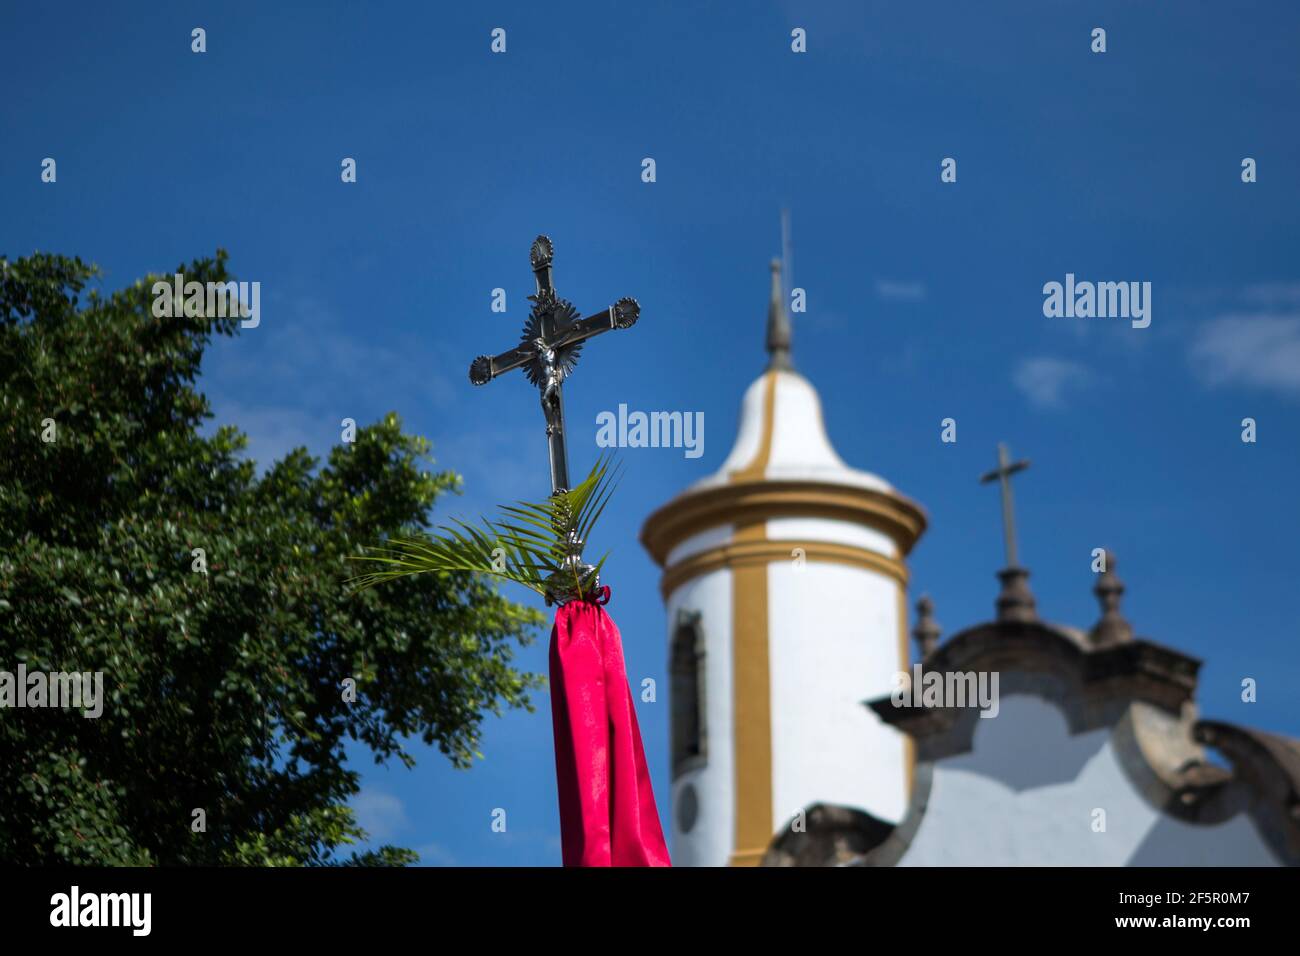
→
(548, 595, 672, 867)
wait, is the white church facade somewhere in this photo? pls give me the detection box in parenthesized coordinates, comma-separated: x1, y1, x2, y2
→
(640, 261, 1300, 868)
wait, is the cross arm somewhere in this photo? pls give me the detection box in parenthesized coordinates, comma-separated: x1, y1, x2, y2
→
(548, 297, 641, 351)
(979, 459, 1030, 484)
(469, 342, 535, 386)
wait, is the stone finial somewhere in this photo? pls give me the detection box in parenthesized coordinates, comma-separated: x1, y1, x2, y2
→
(765, 259, 793, 371)
(995, 566, 1037, 623)
(913, 595, 942, 657)
(1090, 549, 1133, 645)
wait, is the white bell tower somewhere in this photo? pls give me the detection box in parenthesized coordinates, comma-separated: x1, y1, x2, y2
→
(640, 260, 927, 866)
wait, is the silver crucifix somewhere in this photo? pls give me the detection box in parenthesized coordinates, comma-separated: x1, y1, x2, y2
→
(469, 235, 640, 496)
(468, 235, 640, 604)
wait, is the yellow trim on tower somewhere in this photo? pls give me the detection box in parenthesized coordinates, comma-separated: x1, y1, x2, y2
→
(730, 370, 778, 482)
(728, 517, 772, 866)
(660, 538, 908, 601)
(727, 371, 776, 865)
(897, 581, 915, 798)
(642, 480, 927, 570)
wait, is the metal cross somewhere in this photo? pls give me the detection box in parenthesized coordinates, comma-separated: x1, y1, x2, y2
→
(469, 235, 640, 496)
(979, 442, 1031, 568)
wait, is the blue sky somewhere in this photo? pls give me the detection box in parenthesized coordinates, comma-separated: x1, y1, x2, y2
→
(3, 1, 1298, 866)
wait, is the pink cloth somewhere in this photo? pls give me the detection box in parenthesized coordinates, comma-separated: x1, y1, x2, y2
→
(548, 594, 671, 867)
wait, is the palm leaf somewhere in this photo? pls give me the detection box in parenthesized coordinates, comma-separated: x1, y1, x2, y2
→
(347, 454, 620, 598)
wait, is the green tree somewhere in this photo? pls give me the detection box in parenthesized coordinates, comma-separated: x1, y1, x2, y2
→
(0, 251, 545, 865)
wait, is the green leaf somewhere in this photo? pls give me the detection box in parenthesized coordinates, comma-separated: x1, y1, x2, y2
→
(347, 453, 620, 599)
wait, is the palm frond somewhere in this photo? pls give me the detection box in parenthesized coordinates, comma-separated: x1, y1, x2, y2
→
(347, 454, 621, 599)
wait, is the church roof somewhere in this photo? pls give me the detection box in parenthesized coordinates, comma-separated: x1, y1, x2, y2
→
(692, 366, 894, 493)
(847, 560, 1300, 867)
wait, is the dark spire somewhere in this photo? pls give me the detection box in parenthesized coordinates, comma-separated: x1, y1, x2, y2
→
(1090, 549, 1133, 645)
(766, 259, 793, 371)
(913, 595, 942, 657)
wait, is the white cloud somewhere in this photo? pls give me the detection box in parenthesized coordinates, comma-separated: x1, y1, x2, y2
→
(414, 842, 458, 867)
(1012, 357, 1093, 410)
(205, 399, 330, 471)
(204, 296, 456, 412)
(874, 279, 926, 302)
(352, 790, 409, 843)
(1189, 314, 1300, 395)
(199, 292, 459, 471)
(1242, 283, 1300, 305)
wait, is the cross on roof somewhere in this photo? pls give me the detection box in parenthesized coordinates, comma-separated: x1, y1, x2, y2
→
(979, 442, 1031, 568)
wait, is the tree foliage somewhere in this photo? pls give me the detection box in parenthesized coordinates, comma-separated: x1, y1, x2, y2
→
(0, 250, 544, 865)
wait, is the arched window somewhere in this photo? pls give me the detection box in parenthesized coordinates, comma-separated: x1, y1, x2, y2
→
(670, 610, 706, 778)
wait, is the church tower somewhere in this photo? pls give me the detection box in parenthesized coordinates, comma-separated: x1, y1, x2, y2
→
(640, 260, 928, 866)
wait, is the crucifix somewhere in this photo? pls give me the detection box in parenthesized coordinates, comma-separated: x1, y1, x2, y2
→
(468, 235, 641, 604)
(979, 442, 1031, 568)
(469, 235, 640, 496)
